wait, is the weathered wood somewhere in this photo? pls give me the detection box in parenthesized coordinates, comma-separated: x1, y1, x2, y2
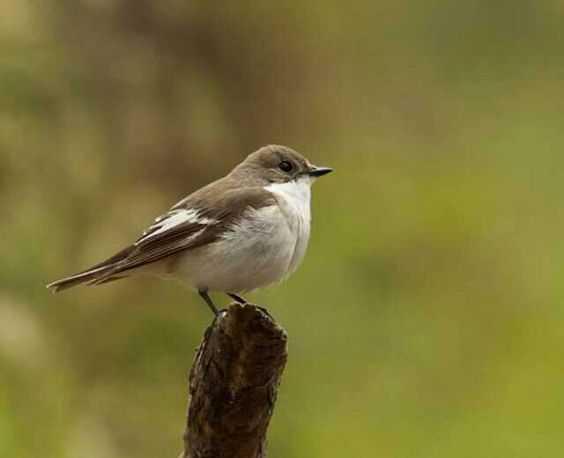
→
(182, 303, 287, 458)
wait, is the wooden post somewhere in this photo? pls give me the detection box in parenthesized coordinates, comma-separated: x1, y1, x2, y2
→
(182, 303, 288, 458)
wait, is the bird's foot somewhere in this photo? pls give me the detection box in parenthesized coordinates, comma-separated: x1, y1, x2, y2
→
(227, 293, 248, 304)
(199, 289, 219, 316)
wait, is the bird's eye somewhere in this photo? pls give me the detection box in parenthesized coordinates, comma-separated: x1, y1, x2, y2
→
(279, 161, 293, 172)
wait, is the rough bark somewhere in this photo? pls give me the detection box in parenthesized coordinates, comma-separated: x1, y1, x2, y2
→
(182, 303, 288, 458)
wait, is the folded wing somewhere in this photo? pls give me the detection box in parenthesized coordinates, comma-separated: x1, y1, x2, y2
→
(46, 186, 275, 292)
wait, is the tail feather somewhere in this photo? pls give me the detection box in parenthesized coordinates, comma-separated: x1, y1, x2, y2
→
(46, 245, 135, 293)
(46, 265, 115, 292)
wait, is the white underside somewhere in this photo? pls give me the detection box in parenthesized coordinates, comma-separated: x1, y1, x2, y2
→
(168, 176, 312, 293)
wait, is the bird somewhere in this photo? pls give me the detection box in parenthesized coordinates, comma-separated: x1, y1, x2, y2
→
(47, 144, 333, 314)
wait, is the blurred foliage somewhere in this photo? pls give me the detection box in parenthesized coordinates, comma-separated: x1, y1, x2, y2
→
(2, 1, 564, 457)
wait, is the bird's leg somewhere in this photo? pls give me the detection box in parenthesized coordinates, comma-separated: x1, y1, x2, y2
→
(199, 289, 219, 316)
(227, 293, 247, 304)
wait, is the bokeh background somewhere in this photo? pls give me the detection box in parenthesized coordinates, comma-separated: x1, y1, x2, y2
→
(2, 1, 564, 457)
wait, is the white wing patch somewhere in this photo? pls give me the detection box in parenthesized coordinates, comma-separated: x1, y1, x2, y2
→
(136, 208, 218, 245)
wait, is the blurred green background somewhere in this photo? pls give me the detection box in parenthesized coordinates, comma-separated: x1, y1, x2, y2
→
(2, 1, 564, 457)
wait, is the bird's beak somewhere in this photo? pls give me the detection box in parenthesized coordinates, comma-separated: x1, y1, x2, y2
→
(308, 165, 333, 177)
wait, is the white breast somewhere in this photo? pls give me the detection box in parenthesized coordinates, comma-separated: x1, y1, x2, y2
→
(266, 176, 312, 276)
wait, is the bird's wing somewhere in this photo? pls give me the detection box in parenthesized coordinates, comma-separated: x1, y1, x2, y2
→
(89, 186, 276, 281)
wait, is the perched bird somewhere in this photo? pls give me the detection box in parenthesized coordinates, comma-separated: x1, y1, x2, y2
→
(47, 145, 333, 314)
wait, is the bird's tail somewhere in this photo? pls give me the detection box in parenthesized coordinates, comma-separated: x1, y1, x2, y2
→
(46, 266, 115, 292)
(46, 246, 134, 293)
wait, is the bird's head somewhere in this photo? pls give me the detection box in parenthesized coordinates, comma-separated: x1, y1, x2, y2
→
(232, 144, 333, 186)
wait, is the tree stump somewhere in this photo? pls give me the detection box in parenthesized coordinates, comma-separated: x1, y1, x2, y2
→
(182, 303, 288, 458)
